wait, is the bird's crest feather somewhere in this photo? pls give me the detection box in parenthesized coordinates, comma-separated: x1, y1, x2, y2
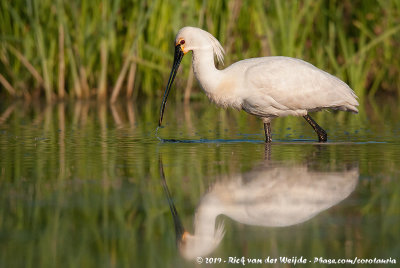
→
(205, 31, 225, 65)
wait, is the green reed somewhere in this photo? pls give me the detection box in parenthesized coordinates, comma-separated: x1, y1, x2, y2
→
(0, 0, 399, 102)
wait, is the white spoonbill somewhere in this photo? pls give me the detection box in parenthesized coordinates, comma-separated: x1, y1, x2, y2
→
(159, 27, 359, 142)
(160, 159, 358, 259)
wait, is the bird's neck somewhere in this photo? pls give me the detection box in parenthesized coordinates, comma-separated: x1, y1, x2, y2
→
(192, 48, 221, 94)
(193, 202, 220, 237)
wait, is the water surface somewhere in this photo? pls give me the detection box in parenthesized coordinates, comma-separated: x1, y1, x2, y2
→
(0, 99, 399, 267)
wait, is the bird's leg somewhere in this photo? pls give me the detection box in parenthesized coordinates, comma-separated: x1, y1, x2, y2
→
(264, 122, 272, 143)
(264, 143, 272, 160)
(303, 114, 327, 142)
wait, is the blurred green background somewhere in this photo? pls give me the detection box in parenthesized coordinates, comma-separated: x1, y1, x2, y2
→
(1, 0, 399, 102)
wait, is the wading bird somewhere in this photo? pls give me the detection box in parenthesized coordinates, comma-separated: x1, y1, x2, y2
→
(159, 27, 359, 142)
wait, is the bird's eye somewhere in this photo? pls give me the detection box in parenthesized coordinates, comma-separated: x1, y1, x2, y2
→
(180, 40, 185, 45)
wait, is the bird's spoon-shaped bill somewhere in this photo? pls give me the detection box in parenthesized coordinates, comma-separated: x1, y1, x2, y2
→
(158, 44, 185, 126)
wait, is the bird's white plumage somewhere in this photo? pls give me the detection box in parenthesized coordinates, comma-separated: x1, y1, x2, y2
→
(174, 27, 359, 123)
(239, 57, 358, 120)
(179, 162, 359, 259)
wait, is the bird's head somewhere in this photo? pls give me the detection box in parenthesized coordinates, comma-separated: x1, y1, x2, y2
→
(174, 27, 224, 57)
(178, 222, 225, 260)
(158, 27, 224, 127)
(174, 27, 195, 55)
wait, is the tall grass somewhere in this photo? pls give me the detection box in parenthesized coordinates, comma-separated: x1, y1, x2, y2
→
(0, 0, 399, 102)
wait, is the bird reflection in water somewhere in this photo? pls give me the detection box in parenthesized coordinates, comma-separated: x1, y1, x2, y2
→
(159, 150, 359, 260)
